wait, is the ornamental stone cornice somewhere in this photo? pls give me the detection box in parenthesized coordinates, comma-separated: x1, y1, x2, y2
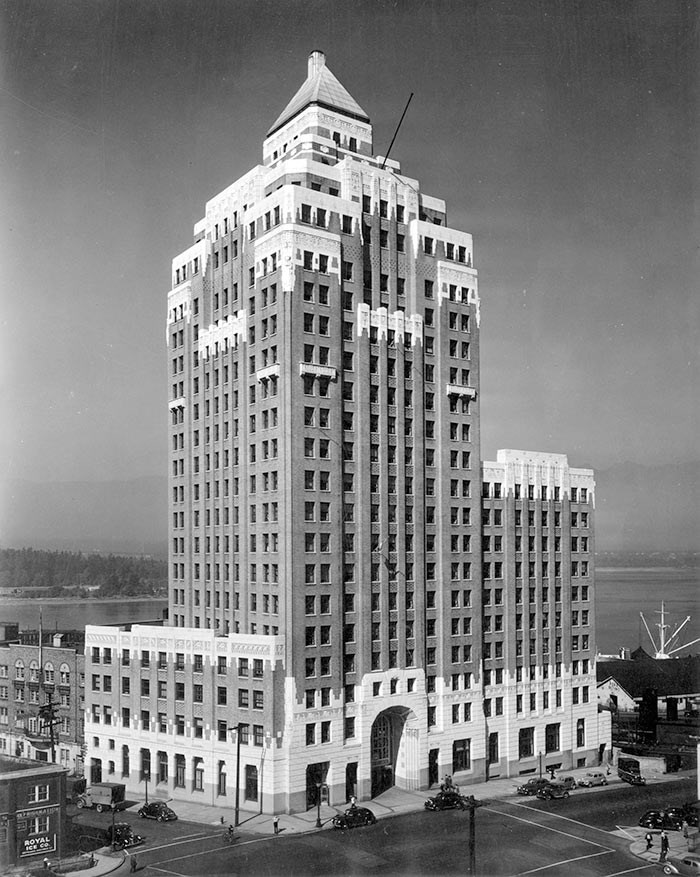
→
(299, 363, 337, 380)
(199, 312, 247, 361)
(446, 384, 477, 399)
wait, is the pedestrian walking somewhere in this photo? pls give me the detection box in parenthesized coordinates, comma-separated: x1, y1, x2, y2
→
(645, 831, 653, 851)
(682, 819, 689, 839)
(130, 853, 138, 872)
(660, 830, 669, 862)
(273, 816, 280, 835)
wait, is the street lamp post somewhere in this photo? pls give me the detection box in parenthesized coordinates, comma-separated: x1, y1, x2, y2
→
(110, 803, 117, 851)
(144, 771, 150, 805)
(228, 723, 246, 828)
(315, 782, 322, 828)
(538, 751, 543, 779)
(464, 795, 484, 876)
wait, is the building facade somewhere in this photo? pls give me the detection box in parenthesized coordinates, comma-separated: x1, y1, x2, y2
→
(0, 633, 85, 775)
(85, 51, 598, 814)
(0, 756, 67, 869)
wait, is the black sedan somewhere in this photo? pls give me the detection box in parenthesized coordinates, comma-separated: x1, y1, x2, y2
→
(425, 790, 470, 811)
(638, 810, 683, 831)
(138, 801, 178, 822)
(331, 806, 377, 830)
(105, 823, 144, 849)
(517, 779, 551, 797)
(668, 806, 699, 828)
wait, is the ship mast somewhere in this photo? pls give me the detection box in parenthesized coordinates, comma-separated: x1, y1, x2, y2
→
(640, 601, 700, 659)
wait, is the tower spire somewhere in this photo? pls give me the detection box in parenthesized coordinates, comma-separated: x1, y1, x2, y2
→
(267, 51, 369, 137)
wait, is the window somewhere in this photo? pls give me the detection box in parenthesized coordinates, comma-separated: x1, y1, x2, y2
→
(28, 784, 49, 803)
(545, 722, 560, 753)
(453, 738, 471, 772)
(518, 726, 534, 759)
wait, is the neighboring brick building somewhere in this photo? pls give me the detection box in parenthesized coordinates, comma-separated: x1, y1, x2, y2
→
(0, 632, 85, 775)
(85, 51, 598, 814)
(0, 756, 67, 869)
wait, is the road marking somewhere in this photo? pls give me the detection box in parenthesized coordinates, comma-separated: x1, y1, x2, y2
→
(516, 849, 613, 874)
(148, 867, 188, 877)
(614, 825, 638, 839)
(483, 806, 615, 850)
(155, 835, 274, 866)
(137, 833, 217, 854)
(605, 865, 659, 875)
(504, 800, 631, 837)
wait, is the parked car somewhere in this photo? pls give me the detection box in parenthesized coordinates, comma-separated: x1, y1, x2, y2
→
(331, 806, 377, 830)
(662, 853, 700, 876)
(577, 772, 607, 788)
(104, 823, 144, 850)
(558, 776, 577, 791)
(537, 782, 570, 800)
(516, 778, 551, 797)
(425, 790, 470, 811)
(681, 803, 700, 828)
(638, 810, 683, 831)
(138, 801, 178, 822)
(619, 769, 646, 786)
(665, 807, 699, 829)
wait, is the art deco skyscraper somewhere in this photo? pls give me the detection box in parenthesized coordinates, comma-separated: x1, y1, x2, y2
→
(85, 53, 598, 814)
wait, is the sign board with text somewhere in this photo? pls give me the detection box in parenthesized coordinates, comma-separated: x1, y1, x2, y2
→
(20, 833, 56, 857)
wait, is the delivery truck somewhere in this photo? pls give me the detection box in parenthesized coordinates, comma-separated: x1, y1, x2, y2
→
(76, 782, 126, 812)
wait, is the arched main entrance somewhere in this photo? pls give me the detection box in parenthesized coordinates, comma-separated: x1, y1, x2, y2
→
(370, 707, 421, 797)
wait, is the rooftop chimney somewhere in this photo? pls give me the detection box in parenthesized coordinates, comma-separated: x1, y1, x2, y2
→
(308, 50, 326, 79)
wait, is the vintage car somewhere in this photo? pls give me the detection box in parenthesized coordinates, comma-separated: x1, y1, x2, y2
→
(536, 782, 571, 800)
(138, 801, 178, 822)
(638, 810, 683, 831)
(424, 790, 471, 811)
(666, 806, 699, 828)
(516, 778, 551, 797)
(331, 806, 377, 830)
(619, 768, 646, 786)
(662, 853, 700, 876)
(558, 776, 577, 791)
(104, 823, 144, 850)
(577, 772, 608, 787)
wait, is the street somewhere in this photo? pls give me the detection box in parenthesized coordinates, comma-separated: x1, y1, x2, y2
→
(80, 776, 695, 876)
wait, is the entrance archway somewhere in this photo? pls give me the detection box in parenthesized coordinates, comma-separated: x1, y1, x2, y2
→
(370, 707, 420, 797)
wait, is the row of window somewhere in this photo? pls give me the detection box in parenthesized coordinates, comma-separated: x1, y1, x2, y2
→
(109, 650, 264, 677)
(483, 534, 590, 552)
(483, 560, 591, 579)
(483, 482, 590, 503)
(95, 742, 260, 798)
(4, 661, 73, 682)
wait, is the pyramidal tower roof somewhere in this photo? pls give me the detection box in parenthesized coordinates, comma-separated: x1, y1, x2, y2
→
(267, 51, 370, 136)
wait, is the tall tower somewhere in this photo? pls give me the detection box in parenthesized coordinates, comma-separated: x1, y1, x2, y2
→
(84, 53, 597, 815)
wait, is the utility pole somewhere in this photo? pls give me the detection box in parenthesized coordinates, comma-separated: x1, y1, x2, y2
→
(38, 694, 59, 764)
(464, 795, 484, 876)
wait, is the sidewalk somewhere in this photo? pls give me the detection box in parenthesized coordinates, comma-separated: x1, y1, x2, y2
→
(621, 825, 697, 866)
(121, 765, 623, 837)
(6, 848, 125, 877)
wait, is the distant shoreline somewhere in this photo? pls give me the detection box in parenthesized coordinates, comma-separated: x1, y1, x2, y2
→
(596, 566, 699, 574)
(0, 595, 166, 604)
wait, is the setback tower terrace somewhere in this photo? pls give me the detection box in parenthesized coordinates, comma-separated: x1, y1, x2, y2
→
(84, 52, 598, 815)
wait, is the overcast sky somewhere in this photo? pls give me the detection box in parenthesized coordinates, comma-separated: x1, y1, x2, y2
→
(1, 0, 697, 484)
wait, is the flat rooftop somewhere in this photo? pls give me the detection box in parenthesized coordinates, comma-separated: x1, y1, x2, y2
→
(0, 755, 67, 780)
